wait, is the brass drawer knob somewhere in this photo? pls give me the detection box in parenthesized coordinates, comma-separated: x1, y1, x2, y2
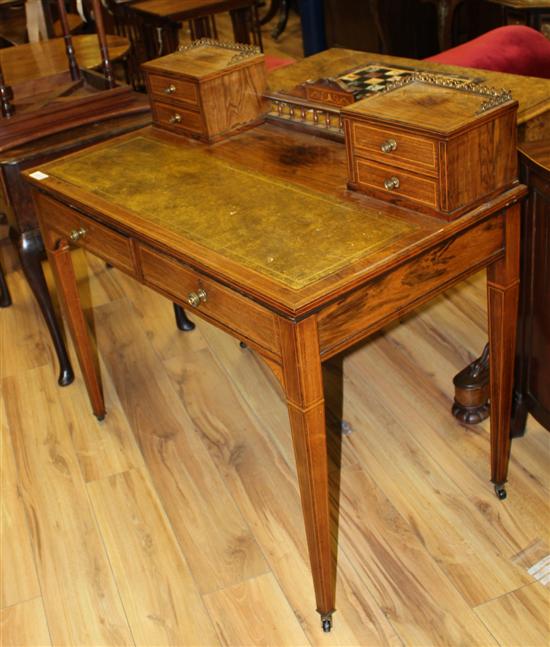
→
(69, 227, 86, 242)
(380, 139, 397, 153)
(169, 113, 182, 124)
(164, 84, 176, 94)
(187, 287, 207, 307)
(384, 176, 400, 191)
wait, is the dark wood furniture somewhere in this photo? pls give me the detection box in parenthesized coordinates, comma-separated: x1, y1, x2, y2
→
(512, 139, 550, 434)
(27, 114, 524, 630)
(128, 0, 263, 62)
(486, 0, 550, 30)
(0, 33, 130, 86)
(0, 109, 151, 385)
(420, 0, 465, 51)
(453, 141, 550, 431)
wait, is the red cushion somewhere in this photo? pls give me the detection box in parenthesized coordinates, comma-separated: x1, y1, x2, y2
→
(265, 55, 295, 72)
(425, 26, 550, 79)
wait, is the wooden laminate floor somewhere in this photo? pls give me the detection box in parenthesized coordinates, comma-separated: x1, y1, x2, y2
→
(1, 11, 550, 647)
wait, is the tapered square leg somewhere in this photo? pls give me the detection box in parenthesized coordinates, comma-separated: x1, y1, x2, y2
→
(279, 317, 335, 629)
(487, 204, 521, 500)
(47, 239, 105, 420)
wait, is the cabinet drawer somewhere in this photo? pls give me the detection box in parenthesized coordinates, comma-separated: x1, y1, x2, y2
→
(354, 158, 438, 208)
(152, 101, 204, 136)
(39, 195, 136, 274)
(148, 73, 198, 106)
(350, 122, 438, 175)
(138, 245, 280, 354)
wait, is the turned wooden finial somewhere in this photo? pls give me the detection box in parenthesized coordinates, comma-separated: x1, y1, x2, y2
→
(90, 0, 115, 88)
(0, 62, 15, 117)
(56, 0, 81, 81)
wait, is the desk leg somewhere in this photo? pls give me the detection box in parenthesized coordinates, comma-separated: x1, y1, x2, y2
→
(48, 239, 106, 420)
(279, 317, 335, 631)
(487, 204, 520, 500)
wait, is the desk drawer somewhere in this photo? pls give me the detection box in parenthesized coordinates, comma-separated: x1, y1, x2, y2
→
(350, 122, 438, 175)
(39, 195, 136, 275)
(151, 101, 204, 136)
(354, 158, 438, 209)
(148, 73, 198, 107)
(138, 244, 280, 353)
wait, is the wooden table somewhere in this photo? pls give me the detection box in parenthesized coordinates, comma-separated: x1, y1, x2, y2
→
(26, 123, 525, 630)
(486, 0, 550, 30)
(129, 0, 262, 60)
(0, 33, 130, 85)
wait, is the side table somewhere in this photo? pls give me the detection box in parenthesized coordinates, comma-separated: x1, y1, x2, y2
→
(0, 108, 151, 385)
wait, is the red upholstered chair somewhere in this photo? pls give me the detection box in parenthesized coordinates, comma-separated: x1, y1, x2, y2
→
(425, 25, 550, 78)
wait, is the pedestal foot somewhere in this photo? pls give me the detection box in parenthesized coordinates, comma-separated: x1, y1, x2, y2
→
(452, 344, 489, 424)
(95, 413, 106, 422)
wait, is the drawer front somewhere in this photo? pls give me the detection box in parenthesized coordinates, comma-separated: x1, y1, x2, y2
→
(148, 73, 198, 106)
(39, 195, 136, 274)
(354, 158, 439, 209)
(350, 122, 438, 175)
(152, 101, 204, 136)
(138, 245, 280, 354)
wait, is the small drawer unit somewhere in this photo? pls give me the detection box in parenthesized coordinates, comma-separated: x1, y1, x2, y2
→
(342, 73, 519, 220)
(142, 39, 267, 143)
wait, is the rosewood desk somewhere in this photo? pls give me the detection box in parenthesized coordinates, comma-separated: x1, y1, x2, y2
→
(26, 125, 525, 630)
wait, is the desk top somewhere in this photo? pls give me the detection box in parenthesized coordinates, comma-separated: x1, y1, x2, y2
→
(26, 124, 523, 316)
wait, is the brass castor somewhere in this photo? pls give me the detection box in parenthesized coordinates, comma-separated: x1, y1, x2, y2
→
(494, 484, 507, 500)
(95, 414, 106, 422)
(321, 614, 332, 633)
(239, 341, 248, 349)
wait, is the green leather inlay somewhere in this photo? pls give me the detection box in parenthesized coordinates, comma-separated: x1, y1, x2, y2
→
(47, 136, 416, 289)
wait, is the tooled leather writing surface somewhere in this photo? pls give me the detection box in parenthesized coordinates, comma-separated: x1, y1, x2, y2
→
(44, 135, 416, 289)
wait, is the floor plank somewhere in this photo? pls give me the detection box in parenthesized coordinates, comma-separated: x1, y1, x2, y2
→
(203, 572, 310, 647)
(0, 597, 51, 647)
(93, 298, 269, 595)
(0, 397, 41, 609)
(475, 583, 550, 647)
(2, 367, 133, 646)
(87, 468, 219, 647)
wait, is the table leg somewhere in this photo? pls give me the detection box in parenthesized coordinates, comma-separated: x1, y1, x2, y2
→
(279, 317, 335, 631)
(47, 238, 105, 420)
(0, 257, 11, 307)
(173, 303, 195, 331)
(487, 204, 520, 500)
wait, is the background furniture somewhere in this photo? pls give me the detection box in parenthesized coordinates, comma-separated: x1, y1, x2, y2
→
(512, 140, 550, 434)
(486, 0, 550, 31)
(128, 0, 262, 69)
(0, 110, 150, 385)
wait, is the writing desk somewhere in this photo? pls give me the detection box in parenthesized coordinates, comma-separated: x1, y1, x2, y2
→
(26, 124, 525, 630)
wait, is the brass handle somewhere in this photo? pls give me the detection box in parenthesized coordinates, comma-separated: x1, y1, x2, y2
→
(384, 176, 400, 191)
(69, 227, 86, 242)
(187, 287, 207, 307)
(169, 113, 182, 124)
(380, 138, 397, 153)
(164, 84, 176, 94)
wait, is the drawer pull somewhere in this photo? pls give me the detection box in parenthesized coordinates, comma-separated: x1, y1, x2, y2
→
(187, 288, 207, 307)
(384, 176, 400, 191)
(169, 113, 182, 124)
(164, 84, 176, 95)
(380, 139, 397, 153)
(69, 227, 87, 242)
